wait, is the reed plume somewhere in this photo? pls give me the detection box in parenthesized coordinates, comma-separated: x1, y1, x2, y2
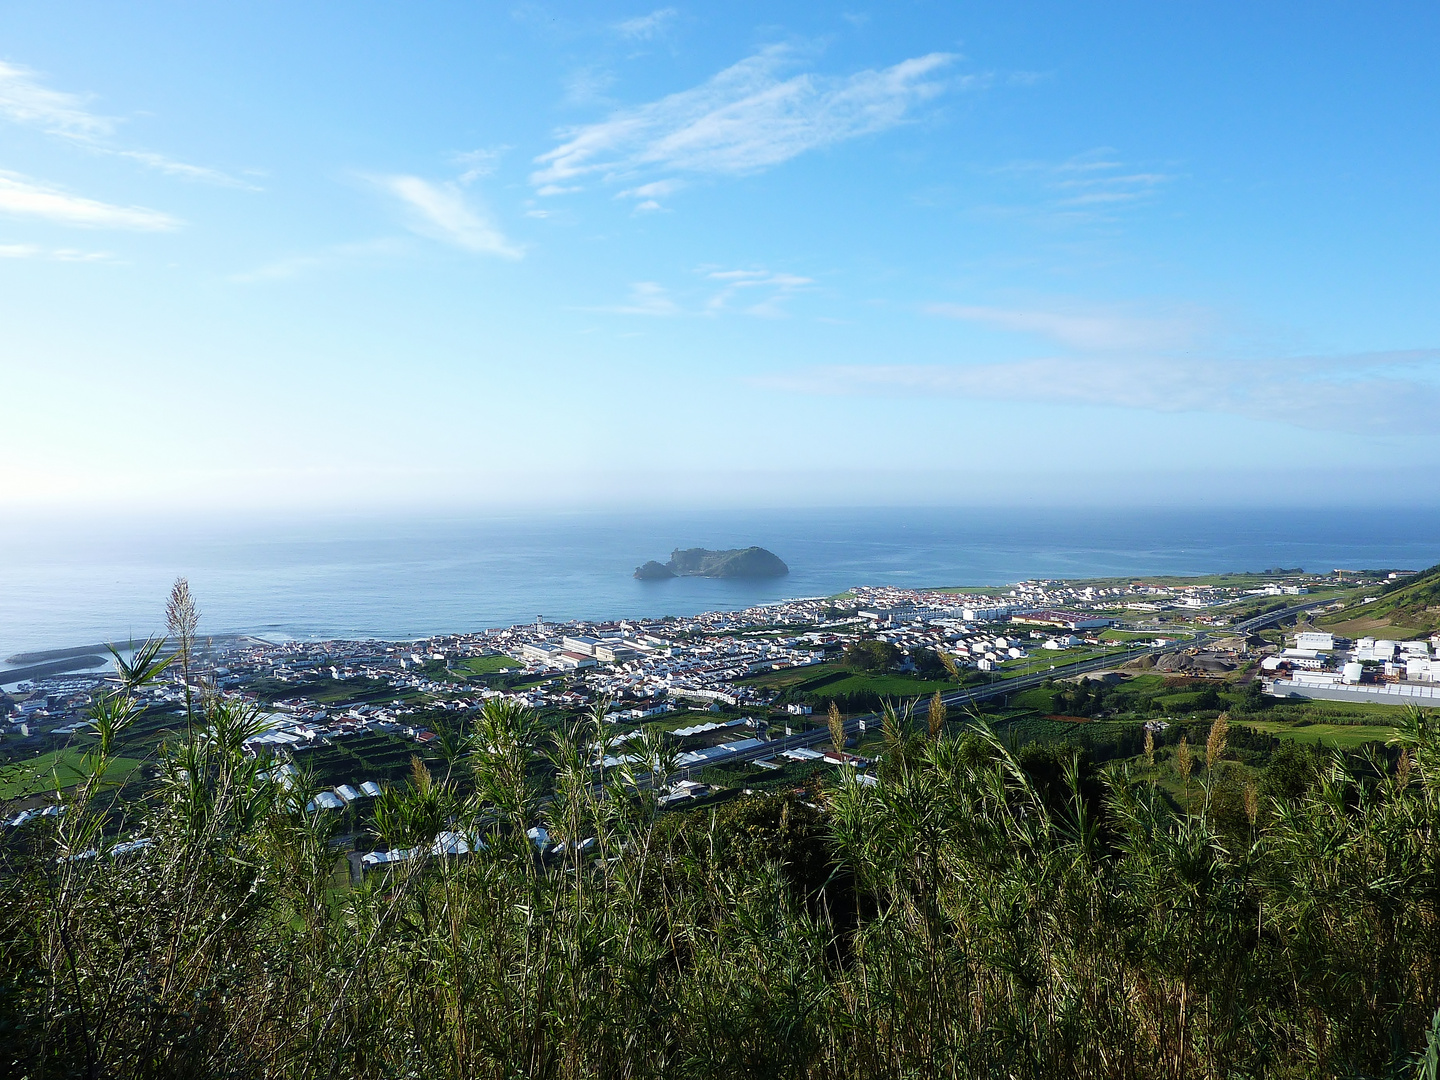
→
(1206, 712, 1229, 769)
(166, 575, 200, 731)
(827, 700, 846, 752)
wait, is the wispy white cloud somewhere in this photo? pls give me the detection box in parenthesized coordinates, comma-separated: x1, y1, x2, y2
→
(596, 267, 813, 317)
(927, 302, 1198, 352)
(563, 66, 617, 108)
(599, 281, 683, 316)
(615, 8, 677, 40)
(0, 242, 115, 261)
(0, 59, 112, 139)
(230, 238, 410, 283)
(980, 149, 1175, 225)
(113, 149, 256, 188)
(617, 178, 684, 200)
(752, 350, 1440, 434)
(703, 268, 813, 316)
(0, 170, 180, 230)
(533, 45, 959, 190)
(0, 59, 253, 188)
(616, 177, 684, 212)
(452, 146, 510, 184)
(1053, 171, 1170, 207)
(372, 175, 522, 258)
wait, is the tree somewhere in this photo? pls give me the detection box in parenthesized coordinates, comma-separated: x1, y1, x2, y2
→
(1260, 739, 1322, 799)
(1242, 678, 1272, 712)
(842, 639, 901, 673)
(910, 646, 951, 679)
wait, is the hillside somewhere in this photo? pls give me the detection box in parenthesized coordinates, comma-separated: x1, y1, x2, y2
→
(6, 690, 1439, 1078)
(1321, 561, 1440, 635)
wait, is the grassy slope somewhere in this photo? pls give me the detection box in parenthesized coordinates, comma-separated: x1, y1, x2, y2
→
(0, 746, 141, 799)
(1236, 719, 1400, 750)
(1000, 671, 1401, 751)
(1320, 562, 1440, 636)
(738, 661, 956, 703)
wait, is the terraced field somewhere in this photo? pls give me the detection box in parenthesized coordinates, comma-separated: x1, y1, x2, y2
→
(288, 732, 436, 788)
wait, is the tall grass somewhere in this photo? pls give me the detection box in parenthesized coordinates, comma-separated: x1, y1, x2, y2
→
(3, 620, 1439, 1077)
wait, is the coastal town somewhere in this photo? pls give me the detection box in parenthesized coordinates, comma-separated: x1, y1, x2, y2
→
(6, 564, 1439, 826)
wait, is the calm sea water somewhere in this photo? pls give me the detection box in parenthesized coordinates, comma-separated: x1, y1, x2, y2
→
(3, 506, 1438, 661)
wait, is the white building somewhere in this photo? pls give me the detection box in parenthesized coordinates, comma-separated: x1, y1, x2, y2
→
(1355, 639, 1398, 662)
(561, 635, 601, 656)
(961, 604, 1014, 623)
(1406, 658, 1439, 682)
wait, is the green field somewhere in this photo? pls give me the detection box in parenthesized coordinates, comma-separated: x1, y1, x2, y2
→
(1101, 628, 1171, 641)
(250, 676, 419, 707)
(736, 662, 844, 690)
(739, 661, 956, 707)
(978, 670, 1408, 763)
(0, 747, 142, 799)
(456, 654, 524, 676)
(1003, 671, 1415, 726)
(1237, 719, 1399, 749)
(997, 646, 1109, 678)
(1249, 692, 1427, 724)
(814, 672, 955, 701)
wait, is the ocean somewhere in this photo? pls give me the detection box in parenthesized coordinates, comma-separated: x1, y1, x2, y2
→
(3, 506, 1438, 662)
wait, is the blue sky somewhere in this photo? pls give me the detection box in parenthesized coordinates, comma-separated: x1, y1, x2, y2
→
(2, 1, 1437, 512)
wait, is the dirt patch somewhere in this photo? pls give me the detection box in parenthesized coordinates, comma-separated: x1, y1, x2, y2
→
(1153, 652, 1237, 676)
(1319, 614, 1426, 638)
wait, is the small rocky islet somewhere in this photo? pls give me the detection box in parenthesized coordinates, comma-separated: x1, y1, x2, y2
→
(633, 546, 789, 580)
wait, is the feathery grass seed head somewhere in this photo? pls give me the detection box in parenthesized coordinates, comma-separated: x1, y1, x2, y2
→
(1206, 712, 1229, 770)
(928, 691, 946, 740)
(828, 700, 846, 752)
